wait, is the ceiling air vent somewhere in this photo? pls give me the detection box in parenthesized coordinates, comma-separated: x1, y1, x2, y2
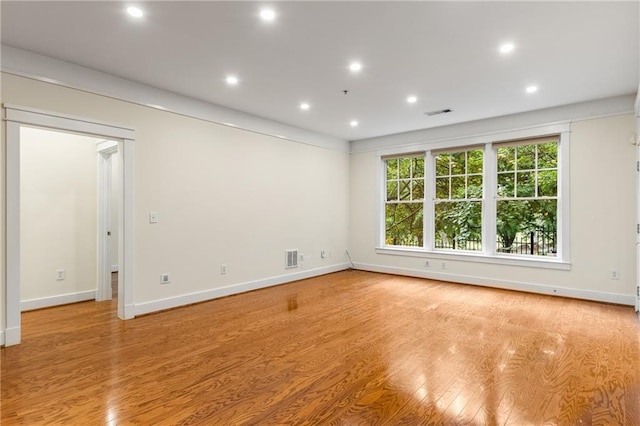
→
(424, 108, 452, 116)
(285, 249, 298, 269)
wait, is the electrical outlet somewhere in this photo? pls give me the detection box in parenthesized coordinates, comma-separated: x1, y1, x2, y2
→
(149, 212, 159, 224)
(611, 269, 619, 280)
(441, 262, 446, 270)
(160, 273, 170, 284)
(321, 250, 326, 259)
(56, 269, 65, 280)
(221, 264, 227, 275)
(424, 261, 430, 268)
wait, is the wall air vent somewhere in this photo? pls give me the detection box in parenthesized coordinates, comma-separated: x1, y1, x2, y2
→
(424, 108, 452, 116)
(285, 249, 298, 269)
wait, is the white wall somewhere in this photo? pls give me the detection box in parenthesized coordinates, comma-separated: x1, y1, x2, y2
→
(350, 114, 637, 304)
(1, 72, 350, 324)
(20, 127, 100, 304)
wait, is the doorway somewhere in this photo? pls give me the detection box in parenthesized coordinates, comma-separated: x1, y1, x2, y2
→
(19, 127, 113, 311)
(5, 104, 135, 346)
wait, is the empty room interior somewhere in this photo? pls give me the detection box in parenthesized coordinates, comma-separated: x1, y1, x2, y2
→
(1, 1, 640, 424)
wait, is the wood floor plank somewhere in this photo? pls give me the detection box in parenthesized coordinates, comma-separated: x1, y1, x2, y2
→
(2, 270, 639, 425)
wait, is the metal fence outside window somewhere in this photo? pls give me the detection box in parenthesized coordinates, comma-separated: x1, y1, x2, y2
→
(435, 225, 556, 256)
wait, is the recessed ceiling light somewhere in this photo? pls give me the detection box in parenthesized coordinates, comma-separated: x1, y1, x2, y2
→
(127, 6, 143, 18)
(349, 62, 362, 72)
(525, 85, 538, 93)
(499, 43, 515, 54)
(300, 103, 310, 110)
(350, 120, 359, 127)
(260, 9, 276, 21)
(226, 75, 239, 85)
(407, 96, 418, 104)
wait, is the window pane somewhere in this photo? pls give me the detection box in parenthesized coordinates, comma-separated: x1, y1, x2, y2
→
(385, 203, 424, 247)
(386, 181, 398, 201)
(436, 154, 450, 176)
(538, 170, 557, 196)
(399, 158, 412, 179)
(451, 176, 465, 199)
(517, 145, 535, 170)
(497, 173, 514, 197)
(436, 177, 449, 199)
(413, 157, 425, 178)
(516, 171, 535, 197)
(497, 146, 515, 172)
(467, 149, 483, 174)
(435, 201, 482, 251)
(468, 175, 483, 197)
(451, 152, 465, 175)
(386, 158, 398, 180)
(412, 180, 424, 200)
(538, 142, 558, 169)
(496, 199, 557, 256)
(399, 179, 411, 200)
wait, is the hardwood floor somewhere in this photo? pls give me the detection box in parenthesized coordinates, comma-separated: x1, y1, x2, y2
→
(112, 271, 118, 298)
(2, 270, 639, 425)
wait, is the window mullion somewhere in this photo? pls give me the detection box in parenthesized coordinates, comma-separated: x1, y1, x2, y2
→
(484, 142, 497, 256)
(425, 151, 435, 251)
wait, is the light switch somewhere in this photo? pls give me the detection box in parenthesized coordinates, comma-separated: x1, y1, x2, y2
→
(149, 212, 159, 224)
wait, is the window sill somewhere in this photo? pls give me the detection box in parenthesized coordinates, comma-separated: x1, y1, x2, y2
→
(375, 247, 571, 270)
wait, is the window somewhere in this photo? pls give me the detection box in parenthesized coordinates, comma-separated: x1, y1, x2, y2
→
(496, 138, 558, 256)
(378, 129, 568, 268)
(384, 155, 424, 247)
(434, 148, 483, 251)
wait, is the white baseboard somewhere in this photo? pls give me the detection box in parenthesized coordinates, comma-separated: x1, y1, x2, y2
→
(0, 330, 5, 346)
(111, 264, 119, 272)
(354, 262, 636, 306)
(21, 290, 97, 312)
(133, 263, 350, 317)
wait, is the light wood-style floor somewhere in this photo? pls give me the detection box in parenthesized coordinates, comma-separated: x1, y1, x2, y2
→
(2, 271, 640, 425)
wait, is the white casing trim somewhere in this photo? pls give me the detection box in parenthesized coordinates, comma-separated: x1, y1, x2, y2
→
(355, 262, 636, 306)
(635, 84, 640, 118)
(1, 45, 348, 153)
(4, 327, 20, 347)
(134, 263, 350, 317)
(0, 331, 4, 346)
(3, 104, 136, 345)
(21, 290, 97, 312)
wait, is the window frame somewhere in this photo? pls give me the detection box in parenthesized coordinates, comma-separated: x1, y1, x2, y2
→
(376, 124, 571, 270)
(382, 153, 426, 248)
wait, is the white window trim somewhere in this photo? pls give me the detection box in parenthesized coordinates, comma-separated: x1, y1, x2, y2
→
(376, 123, 571, 271)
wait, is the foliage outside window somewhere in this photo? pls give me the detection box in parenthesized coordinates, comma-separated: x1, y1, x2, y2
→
(496, 138, 558, 256)
(434, 148, 483, 251)
(384, 156, 424, 247)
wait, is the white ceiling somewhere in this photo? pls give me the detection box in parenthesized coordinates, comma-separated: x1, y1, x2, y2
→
(1, 1, 638, 141)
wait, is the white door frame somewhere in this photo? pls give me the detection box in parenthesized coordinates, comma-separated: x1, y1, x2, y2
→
(4, 104, 136, 346)
(97, 140, 119, 302)
(637, 143, 640, 315)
